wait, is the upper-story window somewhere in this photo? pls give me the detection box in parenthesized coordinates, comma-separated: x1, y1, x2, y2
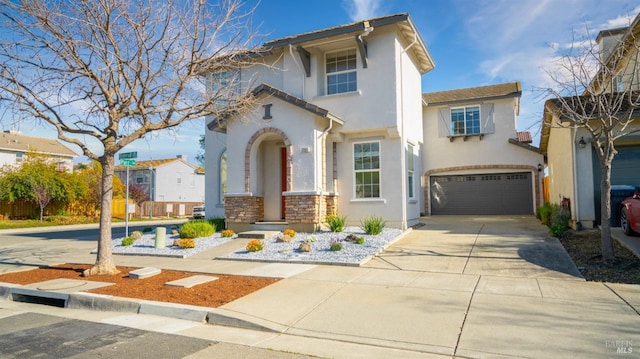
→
(451, 106, 480, 136)
(210, 70, 239, 106)
(614, 73, 624, 92)
(326, 49, 357, 95)
(15, 152, 23, 163)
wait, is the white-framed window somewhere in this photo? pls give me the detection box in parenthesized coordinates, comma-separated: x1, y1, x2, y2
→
(406, 143, 415, 199)
(210, 70, 239, 106)
(219, 151, 227, 204)
(326, 49, 357, 95)
(177, 172, 182, 185)
(353, 141, 380, 199)
(451, 106, 480, 136)
(15, 152, 23, 163)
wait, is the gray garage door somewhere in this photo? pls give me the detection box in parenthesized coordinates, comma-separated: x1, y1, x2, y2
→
(430, 172, 533, 215)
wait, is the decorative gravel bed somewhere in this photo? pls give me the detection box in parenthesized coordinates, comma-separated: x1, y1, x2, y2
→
(223, 227, 406, 266)
(100, 232, 237, 258)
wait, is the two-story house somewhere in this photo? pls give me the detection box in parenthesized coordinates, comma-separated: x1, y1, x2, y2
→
(114, 155, 205, 203)
(206, 14, 434, 232)
(422, 83, 544, 215)
(0, 130, 76, 172)
(205, 13, 543, 232)
(540, 12, 640, 229)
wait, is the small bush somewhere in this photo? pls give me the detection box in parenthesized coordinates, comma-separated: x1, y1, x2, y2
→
(179, 220, 215, 239)
(208, 217, 226, 231)
(130, 231, 143, 239)
(121, 236, 136, 246)
(327, 214, 346, 232)
(355, 236, 365, 245)
(549, 208, 571, 238)
(536, 202, 554, 226)
(361, 215, 386, 235)
(221, 229, 235, 238)
(142, 227, 153, 233)
(329, 238, 343, 251)
(283, 228, 296, 237)
(246, 239, 264, 252)
(175, 238, 195, 249)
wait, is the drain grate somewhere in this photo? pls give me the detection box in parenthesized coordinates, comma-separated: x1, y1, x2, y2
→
(11, 293, 66, 308)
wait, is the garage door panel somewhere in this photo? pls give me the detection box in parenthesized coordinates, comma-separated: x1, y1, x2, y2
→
(431, 173, 533, 215)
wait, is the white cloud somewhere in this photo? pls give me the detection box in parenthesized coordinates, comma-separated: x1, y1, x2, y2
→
(343, 0, 382, 22)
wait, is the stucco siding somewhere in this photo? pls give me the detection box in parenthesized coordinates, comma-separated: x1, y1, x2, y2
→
(204, 129, 227, 218)
(547, 125, 575, 209)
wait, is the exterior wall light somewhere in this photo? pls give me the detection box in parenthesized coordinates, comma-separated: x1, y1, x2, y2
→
(537, 163, 543, 172)
(578, 137, 586, 149)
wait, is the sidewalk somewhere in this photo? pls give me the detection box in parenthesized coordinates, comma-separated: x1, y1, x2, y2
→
(1, 216, 639, 358)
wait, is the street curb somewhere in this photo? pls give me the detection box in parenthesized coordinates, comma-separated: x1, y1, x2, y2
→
(0, 284, 281, 332)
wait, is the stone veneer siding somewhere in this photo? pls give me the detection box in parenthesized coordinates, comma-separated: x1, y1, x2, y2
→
(285, 194, 338, 226)
(225, 196, 264, 223)
(423, 164, 540, 215)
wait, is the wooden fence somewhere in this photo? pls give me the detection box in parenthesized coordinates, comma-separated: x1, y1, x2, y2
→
(0, 199, 202, 220)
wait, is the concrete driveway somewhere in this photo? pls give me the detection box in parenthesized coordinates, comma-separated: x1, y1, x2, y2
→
(218, 216, 640, 358)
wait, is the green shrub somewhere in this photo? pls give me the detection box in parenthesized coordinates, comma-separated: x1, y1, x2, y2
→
(329, 238, 343, 251)
(208, 217, 226, 231)
(355, 236, 365, 245)
(549, 207, 571, 238)
(327, 214, 346, 232)
(179, 220, 215, 239)
(142, 227, 153, 233)
(121, 236, 136, 246)
(361, 215, 386, 235)
(536, 202, 554, 226)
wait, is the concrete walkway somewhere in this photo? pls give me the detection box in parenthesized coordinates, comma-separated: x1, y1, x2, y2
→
(1, 216, 639, 358)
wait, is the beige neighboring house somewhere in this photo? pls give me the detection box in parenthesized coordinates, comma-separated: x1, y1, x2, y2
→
(0, 130, 76, 172)
(114, 155, 205, 204)
(540, 13, 640, 229)
(422, 83, 544, 215)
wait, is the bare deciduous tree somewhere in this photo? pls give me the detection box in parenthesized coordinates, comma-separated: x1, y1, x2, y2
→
(0, 0, 259, 275)
(543, 22, 640, 260)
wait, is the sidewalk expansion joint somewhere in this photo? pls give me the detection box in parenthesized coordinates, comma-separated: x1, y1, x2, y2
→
(604, 283, 640, 316)
(453, 275, 481, 356)
(461, 224, 484, 274)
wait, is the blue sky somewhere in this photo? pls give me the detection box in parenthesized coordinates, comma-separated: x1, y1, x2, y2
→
(4, 0, 640, 164)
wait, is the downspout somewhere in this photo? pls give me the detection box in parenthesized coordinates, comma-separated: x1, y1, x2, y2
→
(397, 34, 418, 230)
(318, 118, 334, 229)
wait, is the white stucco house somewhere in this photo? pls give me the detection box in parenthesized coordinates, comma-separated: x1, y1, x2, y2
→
(114, 155, 205, 203)
(204, 13, 542, 232)
(0, 130, 76, 172)
(540, 13, 640, 229)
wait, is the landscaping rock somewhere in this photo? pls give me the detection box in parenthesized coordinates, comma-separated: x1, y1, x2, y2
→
(298, 242, 312, 252)
(344, 234, 358, 243)
(276, 234, 293, 243)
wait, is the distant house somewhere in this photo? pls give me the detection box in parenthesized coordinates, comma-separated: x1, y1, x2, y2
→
(204, 13, 541, 232)
(114, 155, 205, 203)
(539, 13, 640, 229)
(0, 130, 76, 172)
(422, 83, 544, 215)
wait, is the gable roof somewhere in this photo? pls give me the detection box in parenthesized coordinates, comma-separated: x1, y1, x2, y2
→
(207, 84, 344, 133)
(263, 13, 434, 74)
(114, 157, 204, 173)
(0, 131, 77, 157)
(423, 82, 522, 106)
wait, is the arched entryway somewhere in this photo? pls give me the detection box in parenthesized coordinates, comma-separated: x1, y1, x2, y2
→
(245, 127, 292, 221)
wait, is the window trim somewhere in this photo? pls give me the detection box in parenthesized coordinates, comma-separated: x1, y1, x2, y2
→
(407, 143, 415, 200)
(352, 140, 381, 200)
(325, 48, 358, 95)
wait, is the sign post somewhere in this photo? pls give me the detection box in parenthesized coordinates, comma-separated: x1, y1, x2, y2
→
(119, 152, 137, 237)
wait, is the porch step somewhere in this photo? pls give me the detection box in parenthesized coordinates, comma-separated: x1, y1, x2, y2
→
(237, 231, 281, 240)
(246, 222, 289, 231)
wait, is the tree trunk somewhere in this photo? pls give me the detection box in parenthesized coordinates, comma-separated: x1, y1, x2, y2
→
(600, 159, 615, 261)
(39, 205, 44, 222)
(83, 154, 119, 276)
